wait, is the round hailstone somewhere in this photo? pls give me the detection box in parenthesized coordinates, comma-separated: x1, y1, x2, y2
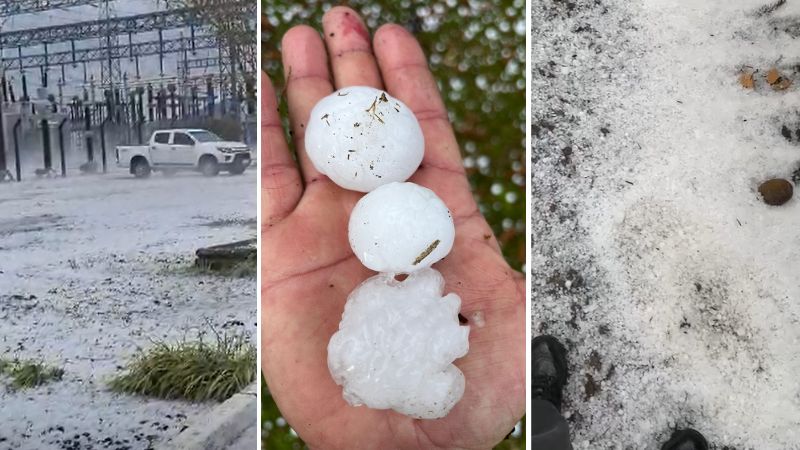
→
(327, 268, 470, 419)
(349, 182, 455, 274)
(305, 86, 424, 192)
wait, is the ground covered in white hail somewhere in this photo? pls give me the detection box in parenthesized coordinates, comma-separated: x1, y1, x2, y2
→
(0, 170, 256, 450)
(532, 1, 800, 449)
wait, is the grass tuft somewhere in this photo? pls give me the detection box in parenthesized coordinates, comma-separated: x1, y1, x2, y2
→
(186, 254, 257, 278)
(110, 332, 255, 402)
(228, 255, 257, 278)
(0, 358, 64, 389)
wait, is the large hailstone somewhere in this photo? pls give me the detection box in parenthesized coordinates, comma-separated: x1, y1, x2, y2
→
(349, 182, 455, 274)
(305, 86, 424, 192)
(327, 268, 469, 419)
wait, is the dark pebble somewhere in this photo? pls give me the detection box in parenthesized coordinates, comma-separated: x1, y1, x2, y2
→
(781, 125, 793, 141)
(758, 178, 794, 206)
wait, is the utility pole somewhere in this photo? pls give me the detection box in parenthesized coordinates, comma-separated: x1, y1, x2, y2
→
(100, 0, 120, 122)
(0, 16, 11, 182)
(0, 69, 8, 181)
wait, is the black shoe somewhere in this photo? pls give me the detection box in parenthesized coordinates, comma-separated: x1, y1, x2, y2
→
(531, 335, 568, 411)
(661, 429, 709, 450)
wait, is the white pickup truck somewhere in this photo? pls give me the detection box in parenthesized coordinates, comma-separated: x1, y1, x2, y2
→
(116, 129, 252, 178)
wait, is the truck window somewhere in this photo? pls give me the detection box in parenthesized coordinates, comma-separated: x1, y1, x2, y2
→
(153, 132, 170, 144)
(188, 130, 222, 142)
(173, 133, 195, 146)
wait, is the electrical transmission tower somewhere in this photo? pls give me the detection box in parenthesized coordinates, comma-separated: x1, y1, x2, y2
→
(99, 0, 121, 104)
(0, 0, 257, 181)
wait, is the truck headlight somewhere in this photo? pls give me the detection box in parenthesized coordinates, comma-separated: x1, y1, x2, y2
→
(217, 147, 234, 153)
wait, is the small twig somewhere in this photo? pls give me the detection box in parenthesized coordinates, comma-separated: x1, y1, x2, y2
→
(413, 240, 441, 265)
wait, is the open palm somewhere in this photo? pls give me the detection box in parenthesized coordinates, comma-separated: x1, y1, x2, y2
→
(262, 7, 525, 449)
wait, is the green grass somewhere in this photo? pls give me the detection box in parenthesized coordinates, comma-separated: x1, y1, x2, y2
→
(0, 358, 64, 389)
(193, 254, 257, 278)
(163, 254, 257, 279)
(262, 376, 307, 450)
(228, 256, 257, 278)
(110, 332, 256, 402)
(496, 417, 526, 450)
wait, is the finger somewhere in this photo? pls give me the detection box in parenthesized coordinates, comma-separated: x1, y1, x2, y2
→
(322, 6, 383, 89)
(262, 73, 302, 225)
(281, 25, 334, 183)
(373, 24, 464, 174)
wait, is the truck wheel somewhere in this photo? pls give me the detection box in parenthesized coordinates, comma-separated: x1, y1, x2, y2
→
(132, 158, 151, 178)
(228, 162, 246, 175)
(199, 156, 220, 177)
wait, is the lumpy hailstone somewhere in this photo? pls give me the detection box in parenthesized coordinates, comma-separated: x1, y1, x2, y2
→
(349, 182, 455, 274)
(327, 269, 469, 419)
(305, 86, 424, 192)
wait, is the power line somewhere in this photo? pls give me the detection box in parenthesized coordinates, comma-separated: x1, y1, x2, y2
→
(0, 8, 200, 48)
(1, 34, 217, 71)
(0, 0, 255, 118)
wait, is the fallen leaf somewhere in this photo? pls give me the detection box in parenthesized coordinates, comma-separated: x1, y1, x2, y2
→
(740, 72, 755, 89)
(773, 77, 793, 91)
(766, 67, 781, 85)
(763, 67, 793, 91)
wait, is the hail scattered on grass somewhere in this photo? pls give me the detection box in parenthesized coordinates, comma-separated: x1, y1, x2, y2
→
(0, 358, 64, 389)
(110, 332, 255, 402)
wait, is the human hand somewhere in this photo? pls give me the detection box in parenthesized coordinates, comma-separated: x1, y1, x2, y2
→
(262, 6, 525, 449)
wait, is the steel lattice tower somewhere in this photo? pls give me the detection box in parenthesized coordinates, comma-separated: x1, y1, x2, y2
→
(99, 0, 121, 100)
